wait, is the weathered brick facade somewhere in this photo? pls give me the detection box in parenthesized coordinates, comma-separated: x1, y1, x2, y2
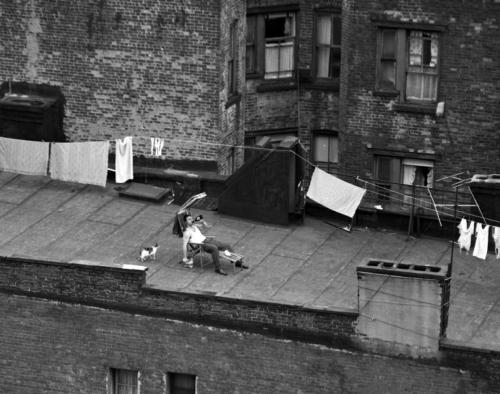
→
(245, 0, 499, 193)
(341, 0, 500, 183)
(245, 0, 342, 178)
(0, 0, 246, 172)
(1, 257, 500, 393)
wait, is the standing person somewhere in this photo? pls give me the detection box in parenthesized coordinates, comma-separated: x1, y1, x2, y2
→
(181, 213, 235, 275)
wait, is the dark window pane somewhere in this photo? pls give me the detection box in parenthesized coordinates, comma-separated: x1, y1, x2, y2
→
(246, 16, 255, 42)
(382, 30, 396, 58)
(169, 373, 196, 394)
(266, 16, 287, 38)
(380, 60, 395, 86)
(330, 47, 341, 77)
(377, 157, 392, 181)
(422, 38, 432, 65)
(332, 15, 342, 46)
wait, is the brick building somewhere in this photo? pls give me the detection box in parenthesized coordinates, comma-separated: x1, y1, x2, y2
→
(339, 0, 500, 214)
(0, 0, 246, 173)
(244, 0, 342, 174)
(1, 256, 500, 393)
(245, 0, 500, 218)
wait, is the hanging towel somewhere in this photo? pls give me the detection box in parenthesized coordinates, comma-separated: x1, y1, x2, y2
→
(151, 137, 164, 156)
(115, 137, 133, 183)
(457, 218, 475, 253)
(472, 223, 490, 260)
(0, 136, 49, 176)
(493, 226, 500, 259)
(50, 141, 109, 187)
(306, 168, 366, 218)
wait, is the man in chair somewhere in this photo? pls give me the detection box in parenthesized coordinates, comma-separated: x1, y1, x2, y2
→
(181, 213, 248, 275)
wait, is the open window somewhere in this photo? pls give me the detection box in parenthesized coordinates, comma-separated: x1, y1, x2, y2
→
(246, 9, 297, 79)
(375, 25, 441, 105)
(374, 155, 434, 201)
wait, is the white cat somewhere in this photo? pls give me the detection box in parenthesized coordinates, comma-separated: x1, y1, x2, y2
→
(138, 243, 159, 262)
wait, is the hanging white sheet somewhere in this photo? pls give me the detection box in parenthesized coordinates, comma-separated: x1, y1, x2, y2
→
(0, 136, 49, 176)
(50, 141, 109, 187)
(306, 167, 366, 218)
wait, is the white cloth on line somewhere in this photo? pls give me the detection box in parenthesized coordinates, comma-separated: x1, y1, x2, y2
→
(151, 137, 164, 156)
(472, 223, 490, 260)
(493, 226, 500, 259)
(115, 137, 133, 183)
(457, 218, 475, 253)
(0, 136, 49, 176)
(306, 168, 366, 218)
(49, 141, 109, 187)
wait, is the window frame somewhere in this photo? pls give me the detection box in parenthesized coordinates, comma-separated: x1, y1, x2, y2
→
(373, 154, 434, 202)
(167, 372, 197, 394)
(374, 22, 444, 106)
(312, 10, 342, 83)
(109, 368, 139, 394)
(228, 19, 239, 96)
(246, 7, 299, 80)
(312, 131, 339, 174)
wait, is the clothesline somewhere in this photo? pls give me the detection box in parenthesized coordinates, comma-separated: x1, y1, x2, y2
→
(1, 135, 498, 227)
(358, 177, 500, 227)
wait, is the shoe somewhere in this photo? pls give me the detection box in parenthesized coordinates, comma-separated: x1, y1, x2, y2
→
(235, 260, 249, 269)
(215, 268, 228, 276)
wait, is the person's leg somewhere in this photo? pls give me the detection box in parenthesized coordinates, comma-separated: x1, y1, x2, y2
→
(210, 239, 233, 252)
(201, 242, 222, 271)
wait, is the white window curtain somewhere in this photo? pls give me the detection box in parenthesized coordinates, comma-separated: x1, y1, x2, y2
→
(402, 165, 417, 185)
(316, 16, 332, 78)
(265, 42, 293, 78)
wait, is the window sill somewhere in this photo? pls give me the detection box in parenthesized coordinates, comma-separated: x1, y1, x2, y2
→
(373, 90, 399, 98)
(303, 80, 339, 92)
(225, 93, 241, 109)
(256, 79, 297, 92)
(246, 73, 262, 80)
(393, 102, 436, 115)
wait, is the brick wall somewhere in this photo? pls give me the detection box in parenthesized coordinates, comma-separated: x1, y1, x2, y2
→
(3, 293, 499, 393)
(1, 257, 500, 392)
(245, 0, 342, 180)
(0, 0, 245, 171)
(341, 0, 500, 182)
(0, 256, 356, 342)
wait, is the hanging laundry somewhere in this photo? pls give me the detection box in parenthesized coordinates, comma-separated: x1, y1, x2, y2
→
(457, 218, 475, 253)
(50, 141, 109, 187)
(472, 223, 490, 260)
(115, 137, 133, 183)
(150, 137, 164, 157)
(306, 167, 366, 218)
(0, 136, 49, 176)
(493, 227, 500, 259)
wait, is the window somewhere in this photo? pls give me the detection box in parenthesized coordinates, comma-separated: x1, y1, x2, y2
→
(374, 156, 434, 201)
(228, 20, 238, 95)
(376, 27, 440, 102)
(313, 133, 338, 174)
(168, 372, 196, 394)
(109, 368, 139, 394)
(246, 11, 296, 79)
(314, 12, 341, 80)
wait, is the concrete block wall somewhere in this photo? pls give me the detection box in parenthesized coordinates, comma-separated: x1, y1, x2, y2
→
(341, 0, 500, 181)
(356, 259, 447, 354)
(0, 0, 246, 172)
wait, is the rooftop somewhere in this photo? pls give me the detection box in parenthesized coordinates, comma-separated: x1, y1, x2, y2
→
(1, 171, 499, 351)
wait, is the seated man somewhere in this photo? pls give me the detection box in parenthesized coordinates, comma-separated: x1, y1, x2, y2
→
(182, 213, 247, 275)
